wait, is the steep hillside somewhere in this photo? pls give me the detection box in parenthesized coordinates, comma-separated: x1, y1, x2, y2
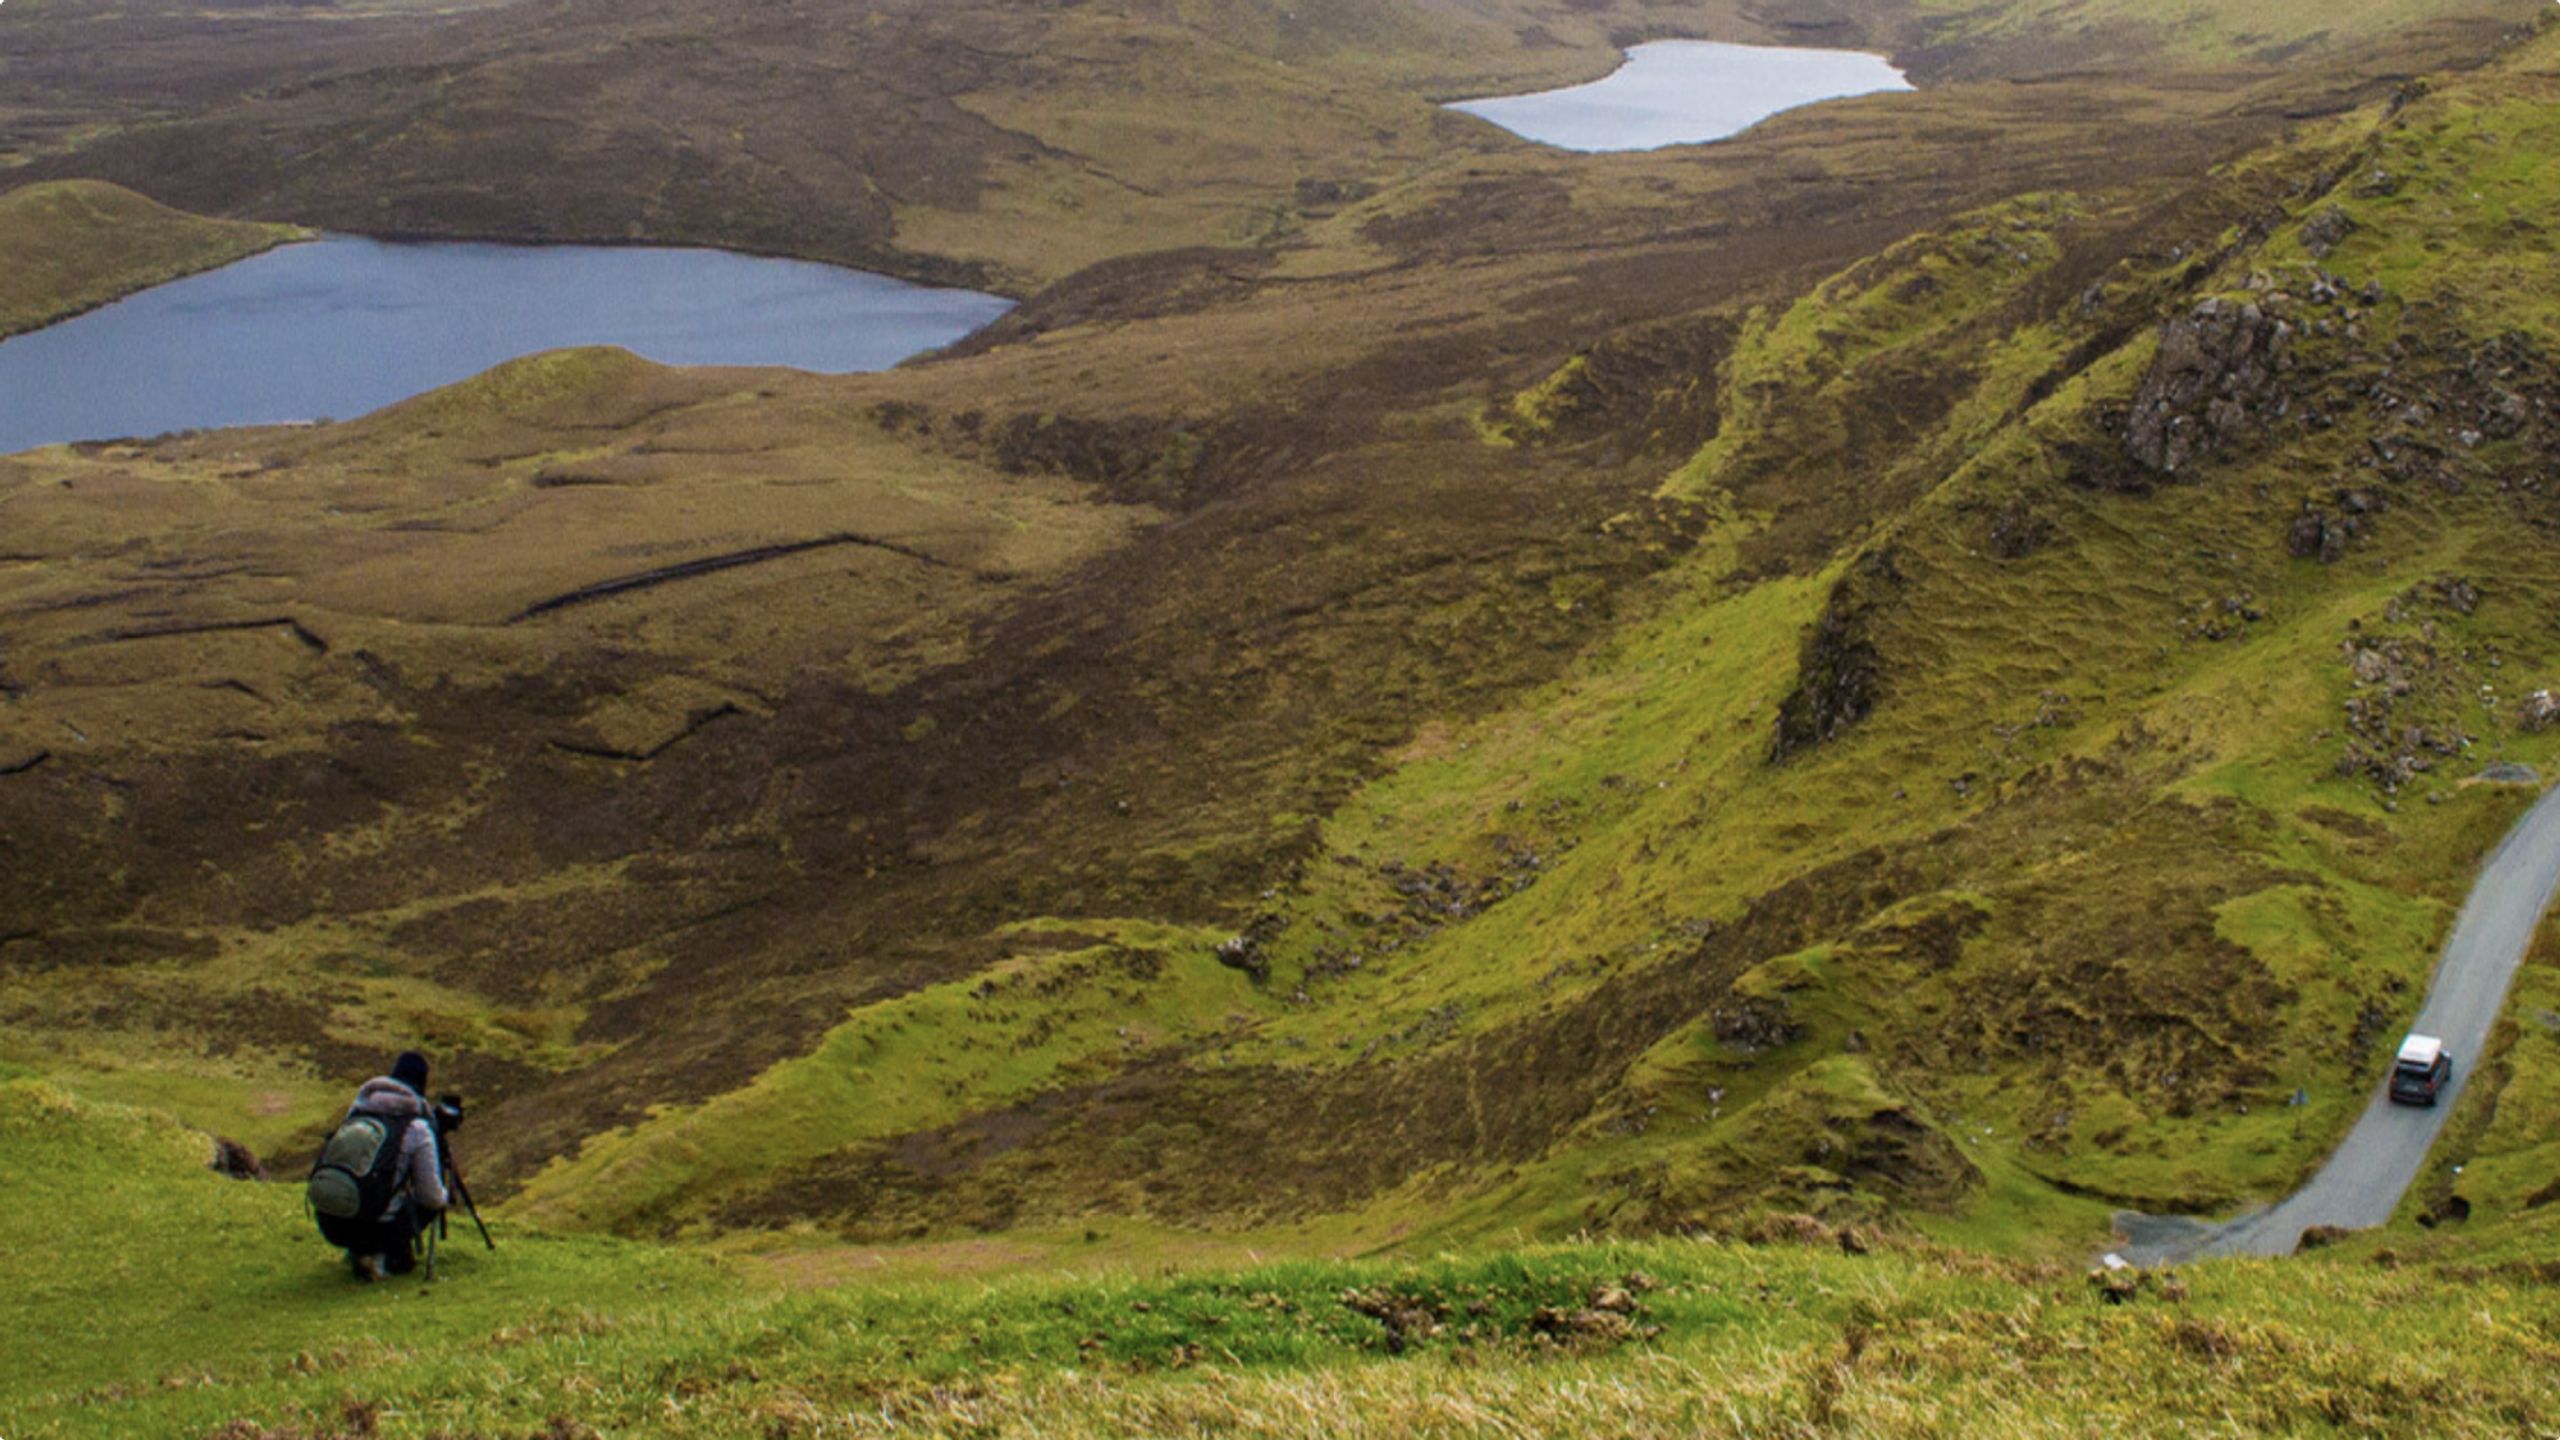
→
(474, 17, 2560, 1253)
(0, 179, 303, 336)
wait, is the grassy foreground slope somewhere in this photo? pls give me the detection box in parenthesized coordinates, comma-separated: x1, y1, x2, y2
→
(9, 1074, 2560, 1439)
(0, 179, 302, 336)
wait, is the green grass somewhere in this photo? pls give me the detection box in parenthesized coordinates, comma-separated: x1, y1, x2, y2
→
(513, 922, 1264, 1236)
(0, 180, 304, 340)
(10, 1073, 2560, 1438)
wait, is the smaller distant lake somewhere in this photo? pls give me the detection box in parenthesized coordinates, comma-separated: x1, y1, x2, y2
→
(0, 237, 1015, 454)
(1448, 40, 1913, 152)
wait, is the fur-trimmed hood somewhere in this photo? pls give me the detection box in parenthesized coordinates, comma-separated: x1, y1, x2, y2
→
(351, 1077, 429, 1118)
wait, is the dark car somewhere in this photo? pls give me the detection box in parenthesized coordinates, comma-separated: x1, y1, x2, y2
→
(2388, 1034, 2453, 1107)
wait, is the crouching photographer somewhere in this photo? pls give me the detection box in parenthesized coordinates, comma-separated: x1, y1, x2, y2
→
(305, 1050, 489, 1282)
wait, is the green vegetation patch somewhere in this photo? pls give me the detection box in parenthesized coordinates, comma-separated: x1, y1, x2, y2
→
(0, 180, 304, 341)
(514, 923, 1262, 1235)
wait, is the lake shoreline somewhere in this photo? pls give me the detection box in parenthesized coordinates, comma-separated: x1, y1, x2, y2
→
(1, 228, 313, 342)
(0, 181, 313, 342)
(0, 235, 1014, 454)
(1445, 39, 1915, 153)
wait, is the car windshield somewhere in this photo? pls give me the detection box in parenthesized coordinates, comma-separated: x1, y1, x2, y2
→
(2395, 1063, 2432, 1081)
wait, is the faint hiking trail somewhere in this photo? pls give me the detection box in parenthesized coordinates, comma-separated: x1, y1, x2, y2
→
(2116, 776, 2560, 1263)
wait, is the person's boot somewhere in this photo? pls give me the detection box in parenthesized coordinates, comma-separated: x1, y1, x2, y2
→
(349, 1251, 381, 1284)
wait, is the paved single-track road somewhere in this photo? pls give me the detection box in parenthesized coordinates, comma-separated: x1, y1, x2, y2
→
(2117, 778, 2560, 1263)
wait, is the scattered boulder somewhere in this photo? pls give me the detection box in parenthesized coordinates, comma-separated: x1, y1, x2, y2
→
(2300, 205, 2357, 260)
(1212, 933, 1270, 982)
(208, 1136, 268, 1182)
(2287, 507, 2352, 563)
(2124, 297, 2297, 475)
(2520, 691, 2560, 733)
(2086, 1259, 2185, 1305)
(2294, 1224, 2351, 1253)
(1339, 1286, 1444, 1354)
(1712, 996, 1803, 1054)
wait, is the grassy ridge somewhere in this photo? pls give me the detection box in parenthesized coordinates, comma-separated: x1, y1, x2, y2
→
(8, 1074, 2560, 1437)
(0, 180, 303, 338)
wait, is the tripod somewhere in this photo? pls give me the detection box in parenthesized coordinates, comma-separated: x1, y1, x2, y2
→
(424, 1136, 496, 1280)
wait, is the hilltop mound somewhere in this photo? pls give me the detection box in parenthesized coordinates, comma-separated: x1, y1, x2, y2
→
(0, 179, 301, 336)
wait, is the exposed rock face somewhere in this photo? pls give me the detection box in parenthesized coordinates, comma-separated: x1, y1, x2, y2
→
(1771, 548, 1900, 761)
(2124, 298, 2296, 475)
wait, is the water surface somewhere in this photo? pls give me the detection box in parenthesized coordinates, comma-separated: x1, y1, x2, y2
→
(0, 237, 1014, 453)
(1449, 39, 1912, 152)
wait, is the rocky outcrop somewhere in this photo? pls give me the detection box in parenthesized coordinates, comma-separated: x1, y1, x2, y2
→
(2285, 487, 2380, 563)
(2287, 507, 2350, 563)
(1771, 549, 1900, 761)
(2520, 690, 2560, 733)
(2300, 205, 2357, 260)
(2124, 298, 2296, 476)
(208, 1135, 268, 1181)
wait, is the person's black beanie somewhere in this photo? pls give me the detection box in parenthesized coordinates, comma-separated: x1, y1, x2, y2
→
(391, 1051, 430, 1093)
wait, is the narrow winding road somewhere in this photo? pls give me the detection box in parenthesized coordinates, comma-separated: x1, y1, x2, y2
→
(2118, 778, 2560, 1263)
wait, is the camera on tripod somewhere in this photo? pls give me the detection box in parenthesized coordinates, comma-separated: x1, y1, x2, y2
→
(433, 1092, 465, 1135)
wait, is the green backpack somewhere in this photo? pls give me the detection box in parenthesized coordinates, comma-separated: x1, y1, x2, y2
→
(308, 1109, 410, 1232)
